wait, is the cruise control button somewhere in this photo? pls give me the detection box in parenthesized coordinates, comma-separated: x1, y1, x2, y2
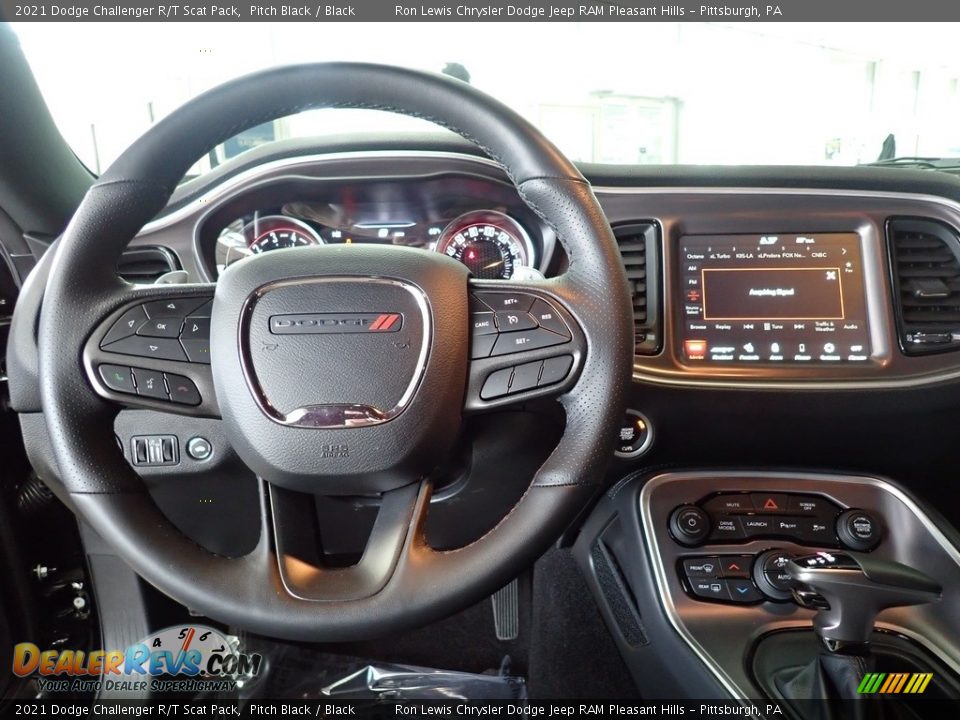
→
(98, 364, 136, 394)
(689, 579, 729, 602)
(165, 374, 201, 406)
(101, 306, 149, 347)
(726, 580, 762, 603)
(510, 361, 542, 393)
(491, 328, 567, 356)
(471, 313, 497, 336)
(719, 556, 751, 578)
(136, 317, 183, 338)
(480, 368, 513, 400)
(751, 493, 789, 513)
(682, 558, 719, 579)
(495, 311, 538, 332)
(529, 299, 570, 337)
(102, 335, 188, 362)
(539, 355, 574, 386)
(133, 368, 168, 400)
(181, 317, 211, 339)
(471, 334, 497, 359)
(473, 292, 534, 313)
(180, 338, 211, 364)
(143, 297, 209, 318)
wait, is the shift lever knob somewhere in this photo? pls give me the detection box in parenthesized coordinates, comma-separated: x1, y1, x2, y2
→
(786, 550, 942, 653)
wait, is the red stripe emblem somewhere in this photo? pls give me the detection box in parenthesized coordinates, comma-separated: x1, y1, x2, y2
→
(369, 314, 399, 331)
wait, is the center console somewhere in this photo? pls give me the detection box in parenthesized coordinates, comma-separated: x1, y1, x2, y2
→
(573, 470, 960, 707)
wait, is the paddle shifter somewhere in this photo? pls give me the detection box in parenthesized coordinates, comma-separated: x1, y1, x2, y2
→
(786, 550, 942, 654)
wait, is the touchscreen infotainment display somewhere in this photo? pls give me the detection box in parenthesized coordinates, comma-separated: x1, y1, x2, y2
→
(677, 233, 871, 364)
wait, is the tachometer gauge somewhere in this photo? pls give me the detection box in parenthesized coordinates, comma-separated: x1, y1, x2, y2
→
(436, 210, 534, 280)
(216, 215, 323, 272)
(246, 215, 322, 254)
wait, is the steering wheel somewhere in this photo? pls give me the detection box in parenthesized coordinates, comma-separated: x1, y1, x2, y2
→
(37, 63, 633, 640)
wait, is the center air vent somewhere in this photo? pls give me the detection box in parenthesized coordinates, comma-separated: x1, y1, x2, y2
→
(613, 223, 661, 355)
(117, 247, 179, 284)
(888, 218, 960, 354)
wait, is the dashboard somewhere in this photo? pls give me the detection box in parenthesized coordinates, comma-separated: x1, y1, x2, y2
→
(126, 149, 960, 393)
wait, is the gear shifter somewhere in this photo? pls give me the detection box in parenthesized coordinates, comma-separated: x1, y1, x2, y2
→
(786, 550, 942, 654)
(774, 551, 941, 714)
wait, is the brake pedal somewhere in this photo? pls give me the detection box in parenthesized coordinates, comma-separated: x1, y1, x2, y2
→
(491, 579, 519, 641)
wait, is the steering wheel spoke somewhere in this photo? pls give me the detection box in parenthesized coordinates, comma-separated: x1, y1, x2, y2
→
(83, 284, 219, 416)
(465, 278, 585, 411)
(269, 480, 429, 602)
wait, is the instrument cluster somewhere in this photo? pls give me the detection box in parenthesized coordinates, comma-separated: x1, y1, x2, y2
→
(203, 175, 550, 281)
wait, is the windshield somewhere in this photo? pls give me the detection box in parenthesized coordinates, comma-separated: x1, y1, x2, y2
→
(13, 22, 960, 174)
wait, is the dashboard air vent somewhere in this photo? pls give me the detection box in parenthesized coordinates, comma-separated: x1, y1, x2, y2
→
(613, 223, 661, 355)
(117, 247, 179, 284)
(888, 218, 960, 354)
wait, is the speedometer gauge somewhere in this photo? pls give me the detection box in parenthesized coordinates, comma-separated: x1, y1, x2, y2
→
(436, 210, 533, 280)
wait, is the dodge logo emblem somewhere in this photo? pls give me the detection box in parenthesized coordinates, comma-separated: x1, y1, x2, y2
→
(269, 313, 403, 335)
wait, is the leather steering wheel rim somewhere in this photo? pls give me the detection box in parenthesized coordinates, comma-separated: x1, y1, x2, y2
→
(37, 63, 633, 640)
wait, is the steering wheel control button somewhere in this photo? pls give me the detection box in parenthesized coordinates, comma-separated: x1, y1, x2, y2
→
(133, 368, 168, 400)
(130, 435, 178, 467)
(529, 299, 570, 338)
(495, 311, 537, 332)
(186, 436, 213, 461)
(682, 558, 719, 579)
(136, 318, 183, 338)
(836, 509, 881, 551)
(510, 361, 543, 393)
(473, 292, 534, 313)
(491, 327, 567, 356)
(165, 374, 202, 406)
(143, 297, 209, 318)
(471, 312, 497, 336)
(471, 334, 497, 360)
(98, 364, 136, 394)
(669, 505, 711, 546)
(102, 335, 189, 362)
(539, 355, 574, 386)
(181, 317, 211, 339)
(615, 410, 653, 458)
(180, 339, 211, 364)
(480, 368, 514, 400)
(101, 306, 149, 347)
